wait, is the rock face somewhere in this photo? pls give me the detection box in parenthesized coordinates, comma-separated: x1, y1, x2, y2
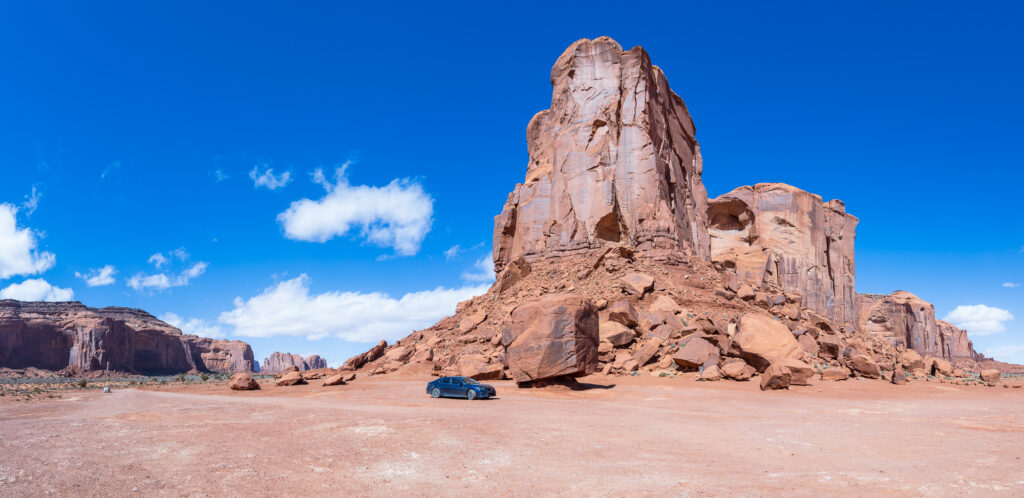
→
(260, 352, 328, 374)
(0, 300, 253, 374)
(858, 291, 981, 361)
(708, 183, 858, 325)
(501, 294, 599, 383)
(493, 36, 710, 274)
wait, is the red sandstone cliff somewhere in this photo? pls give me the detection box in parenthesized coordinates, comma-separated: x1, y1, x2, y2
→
(0, 300, 253, 374)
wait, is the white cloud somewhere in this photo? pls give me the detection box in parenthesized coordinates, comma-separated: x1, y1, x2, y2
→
(213, 169, 230, 182)
(75, 265, 117, 287)
(218, 274, 488, 342)
(128, 262, 208, 291)
(1003, 282, 1020, 288)
(461, 255, 495, 282)
(22, 187, 40, 215)
(160, 312, 224, 339)
(0, 278, 73, 302)
(943, 304, 1014, 336)
(445, 244, 462, 261)
(277, 165, 434, 256)
(250, 165, 292, 190)
(148, 252, 168, 268)
(100, 160, 122, 181)
(985, 344, 1024, 360)
(0, 204, 56, 279)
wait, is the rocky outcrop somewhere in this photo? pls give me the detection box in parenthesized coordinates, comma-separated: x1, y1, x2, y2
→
(501, 294, 599, 383)
(493, 36, 710, 274)
(260, 352, 328, 374)
(708, 183, 858, 325)
(858, 291, 981, 361)
(0, 300, 253, 374)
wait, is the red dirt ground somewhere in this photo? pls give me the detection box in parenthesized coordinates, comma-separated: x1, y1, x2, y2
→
(1, 374, 1023, 496)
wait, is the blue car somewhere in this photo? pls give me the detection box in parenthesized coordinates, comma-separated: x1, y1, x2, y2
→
(427, 376, 497, 400)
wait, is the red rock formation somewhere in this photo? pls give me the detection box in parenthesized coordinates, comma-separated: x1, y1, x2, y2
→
(857, 291, 981, 362)
(708, 183, 858, 325)
(494, 36, 710, 273)
(0, 300, 253, 374)
(304, 354, 327, 370)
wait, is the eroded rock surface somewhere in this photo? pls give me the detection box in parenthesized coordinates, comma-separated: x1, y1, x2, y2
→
(260, 352, 328, 374)
(494, 36, 710, 274)
(501, 294, 599, 383)
(708, 183, 858, 325)
(858, 291, 981, 361)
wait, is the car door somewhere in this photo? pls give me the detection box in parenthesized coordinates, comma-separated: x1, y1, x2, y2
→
(449, 377, 465, 396)
(438, 377, 454, 396)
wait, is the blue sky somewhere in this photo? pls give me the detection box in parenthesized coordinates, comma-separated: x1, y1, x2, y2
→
(1, 1, 1021, 365)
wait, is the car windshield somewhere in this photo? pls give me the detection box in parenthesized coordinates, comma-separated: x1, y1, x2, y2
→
(463, 378, 480, 385)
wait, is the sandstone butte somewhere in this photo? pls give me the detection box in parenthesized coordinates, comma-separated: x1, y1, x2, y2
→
(341, 36, 1017, 388)
(259, 352, 328, 374)
(0, 300, 253, 374)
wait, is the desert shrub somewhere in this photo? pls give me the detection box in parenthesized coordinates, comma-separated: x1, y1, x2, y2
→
(176, 373, 186, 382)
(200, 374, 209, 381)
(78, 379, 87, 388)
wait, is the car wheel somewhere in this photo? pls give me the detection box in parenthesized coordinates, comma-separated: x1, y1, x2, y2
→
(431, 388, 441, 398)
(466, 389, 476, 400)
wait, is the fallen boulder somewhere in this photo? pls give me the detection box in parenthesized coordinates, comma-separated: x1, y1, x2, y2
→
(783, 359, 815, 386)
(980, 369, 1001, 383)
(275, 371, 307, 386)
(848, 355, 881, 379)
(820, 366, 851, 381)
(721, 360, 755, 381)
(607, 300, 638, 328)
(321, 373, 347, 386)
(502, 294, 599, 383)
(898, 350, 924, 371)
(701, 364, 722, 381)
(732, 314, 802, 371)
(229, 373, 260, 391)
(672, 337, 719, 369)
(622, 273, 654, 296)
(599, 321, 637, 347)
(760, 364, 791, 390)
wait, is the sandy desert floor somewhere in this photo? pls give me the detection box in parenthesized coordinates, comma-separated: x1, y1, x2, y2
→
(1, 374, 1023, 497)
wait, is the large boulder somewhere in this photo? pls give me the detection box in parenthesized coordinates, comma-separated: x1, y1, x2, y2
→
(898, 349, 924, 371)
(820, 366, 851, 381)
(633, 338, 662, 367)
(732, 314, 802, 372)
(321, 373, 347, 386)
(650, 295, 682, 316)
(980, 369, 1001, 383)
(622, 273, 655, 296)
(672, 337, 719, 369)
(229, 373, 260, 391)
(501, 295, 599, 383)
(930, 357, 953, 376)
(782, 359, 815, 386)
(343, 340, 387, 369)
(457, 355, 504, 380)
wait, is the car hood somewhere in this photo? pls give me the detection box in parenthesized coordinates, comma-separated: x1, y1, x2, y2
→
(474, 383, 495, 390)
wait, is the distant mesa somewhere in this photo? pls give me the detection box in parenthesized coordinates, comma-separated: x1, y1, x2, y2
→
(260, 352, 328, 374)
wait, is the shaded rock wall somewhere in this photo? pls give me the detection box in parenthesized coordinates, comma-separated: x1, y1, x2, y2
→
(708, 183, 858, 325)
(0, 300, 253, 374)
(494, 36, 710, 272)
(261, 352, 328, 374)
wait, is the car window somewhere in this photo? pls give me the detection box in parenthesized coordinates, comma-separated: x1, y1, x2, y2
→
(440, 377, 450, 385)
(452, 378, 464, 386)
(465, 378, 480, 385)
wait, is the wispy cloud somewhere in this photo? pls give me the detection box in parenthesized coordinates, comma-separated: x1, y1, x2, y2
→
(986, 344, 1024, 359)
(1004, 282, 1021, 288)
(160, 312, 224, 338)
(75, 265, 117, 287)
(128, 261, 208, 292)
(445, 244, 462, 261)
(21, 186, 41, 216)
(213, 169, 230, 182)
(461, 255, 495, 282)
(276, 163, 433, 256)
(100, 160, 122, 181)
(943, 304, 1014, 336)
(250, 164, 292, 190)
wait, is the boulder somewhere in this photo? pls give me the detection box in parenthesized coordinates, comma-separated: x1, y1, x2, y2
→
(721, 360, 755, 381)
(736, 283, 756, 301)
(650, 295, 682, 316)
(847, 355, 880, 379)
(820, 366, 851, 381)
(494, 256, 531, 292)
(891, 369, 907, 385)
(672, 337, 719, 369)
(760, 364, 791, 390)
(599, 321, 637, 347)
(275, 371, 306, 386)
(457, 355, 504, 380)
(732, 314, 802, 372)
(343, 340, 387, 369)
(797, 333, 818, 355)
(818, 334, 843, 359)
(342, 373, 357, 382)
(321, 373, 347, 386)
(931, 358, 953, 376)
(782, 359, 815, 386)
(501, 295, 599, 383)
(622, 273, 655, 296)
(633, 338, 662, 367)
(607, 300, 638, 328)
(980, 369, 1001, 383)
(701, 364, 722, 381)
(229, 373, 260, 391)
(458, 312, 487, 333)
(898, 349, 924, 371)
